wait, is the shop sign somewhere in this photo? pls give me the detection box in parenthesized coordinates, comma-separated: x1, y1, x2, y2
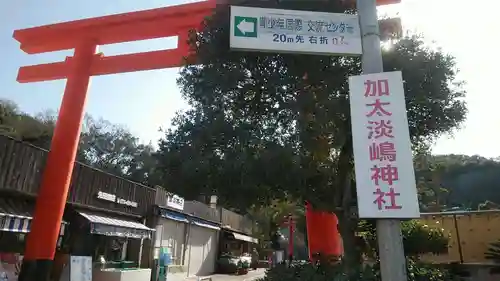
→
(166, 194, 184, 211)
(96, 191, 138, 208)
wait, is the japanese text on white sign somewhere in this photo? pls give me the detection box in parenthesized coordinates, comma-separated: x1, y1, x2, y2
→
(349, 71, 419, 218)
(230, 6, 362, 55)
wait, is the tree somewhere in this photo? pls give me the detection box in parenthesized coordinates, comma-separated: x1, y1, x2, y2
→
(248, 199, 307, 249)
(416, 154, 500, 210)
(0, 99, 20, 136)
(0, 101, 156, 184)
(78, 115, 156, 183)
(414, 154, 451, 212)
(0, 100, 53, 148)
(155, 0, 467, 265)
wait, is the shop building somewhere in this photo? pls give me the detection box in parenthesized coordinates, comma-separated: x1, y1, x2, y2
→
(144, 192, 260, 278)
(219, 228, 259, 257)
(218, 209, 259, 270)
(62, 162, 156, 272)
(0, 136, 156, 281)
(0, 135, 261, 280)
(144, 190, 222, 279)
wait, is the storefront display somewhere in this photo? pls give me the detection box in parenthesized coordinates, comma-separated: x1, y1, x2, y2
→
(0, 197, 68, 281)
(0, 253, 22, 281)
(220, 229, 258, 256)
(0, 136, 158, 281)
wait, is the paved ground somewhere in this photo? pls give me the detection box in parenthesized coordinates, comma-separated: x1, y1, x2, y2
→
(181, 268, 266, 281)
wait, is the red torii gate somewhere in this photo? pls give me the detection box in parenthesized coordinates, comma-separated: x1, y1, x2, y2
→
(12, 0, 398, 279)
(14, 1, 214, 279)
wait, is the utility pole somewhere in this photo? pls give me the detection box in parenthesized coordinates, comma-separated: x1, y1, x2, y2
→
(356, 0, 408, 280)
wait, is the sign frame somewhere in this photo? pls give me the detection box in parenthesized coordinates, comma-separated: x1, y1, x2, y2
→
(348, 71, 420, 219)
(230, 6, 362, 56)
(166, 194, 185, 211)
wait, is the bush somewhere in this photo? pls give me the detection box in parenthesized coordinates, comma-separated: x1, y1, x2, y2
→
(402, 220, 449, 256)
(358, 220, 449, 258)
(406, 259, 458, 281)
(239, 260, 250, 269)
(258, 259, 458, 281)
(261, 261, 376, 281)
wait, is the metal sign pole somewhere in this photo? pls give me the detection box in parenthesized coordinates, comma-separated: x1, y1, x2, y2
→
(356, 0, 408, 280)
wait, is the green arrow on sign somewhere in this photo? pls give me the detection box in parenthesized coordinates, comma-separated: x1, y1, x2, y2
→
(234, 16, 258, 38)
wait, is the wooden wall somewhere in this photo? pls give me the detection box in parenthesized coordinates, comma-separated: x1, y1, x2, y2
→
(68, 164, 156, 215)
(0, 135, 156, 215)
(0, 135, 256, 228)
(0, 135, 46, 195)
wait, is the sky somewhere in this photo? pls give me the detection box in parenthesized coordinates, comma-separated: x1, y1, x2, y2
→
(0, 0, 497, 157)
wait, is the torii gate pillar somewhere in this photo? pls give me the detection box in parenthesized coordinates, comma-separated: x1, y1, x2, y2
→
(13, 2, 215, 280)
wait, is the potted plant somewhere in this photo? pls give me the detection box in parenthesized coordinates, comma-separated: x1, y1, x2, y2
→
(217, 253, 238, 274)
(236, 260, 249, 275)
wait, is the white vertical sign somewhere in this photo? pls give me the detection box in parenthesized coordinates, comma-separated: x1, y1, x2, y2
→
(349, 71, 419, 218)
(70, 256, 92, 281)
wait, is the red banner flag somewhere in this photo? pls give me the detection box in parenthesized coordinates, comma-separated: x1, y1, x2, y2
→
(305, 202, 343, 260)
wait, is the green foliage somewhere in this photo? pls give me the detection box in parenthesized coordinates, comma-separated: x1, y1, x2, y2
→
(156, 0, 467, 216)
(406, 259, 459, 281)
(261, 261, 377, 281)
(259, 260, 458, 281)
(78, 115, 157, 184)
(485, 239, 500, 262)
(0, 100, 53, 147)
(238, 259, 250, 269)
(0, 99, 156, 184)
(358, 220, 449, 257)
(402, 220, 449, 256)
(417, 154, 500, 210)
(248, 199, 306, 245)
